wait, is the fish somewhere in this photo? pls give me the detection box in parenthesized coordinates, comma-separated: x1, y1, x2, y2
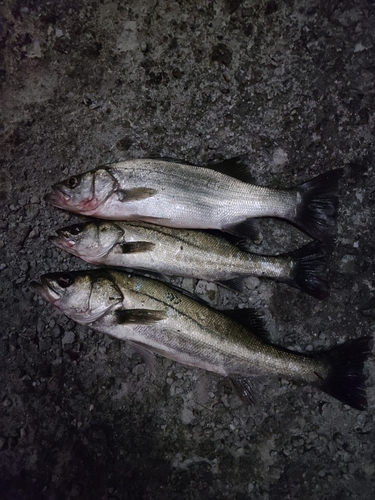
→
(50, 220, 330, 299)
(31, 269, 372, 410)
(44, 157, 343, 244)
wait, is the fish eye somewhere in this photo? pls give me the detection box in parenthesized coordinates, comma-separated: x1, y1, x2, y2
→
(66, 176, 80, 189)
(57, 274, 74, 288)
(68, 225, 82, 235)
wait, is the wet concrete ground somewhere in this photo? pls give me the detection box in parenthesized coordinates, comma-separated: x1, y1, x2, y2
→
(1, 1, 375, 499)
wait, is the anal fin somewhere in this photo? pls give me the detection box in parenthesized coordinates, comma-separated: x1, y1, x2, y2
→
(229, 376, 268, 405)
(219, 277, 245, 292)
(223, 218, 259, 242)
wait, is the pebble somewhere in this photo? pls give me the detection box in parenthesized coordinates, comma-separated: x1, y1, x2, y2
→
(39, 337, 52, 352)
(37, 317, 45, 334)
(132, 364, 145, 375)
(292, 436, 305, 448)
(52, 325, 63, 338)
(29, 227, 40, 238)
(246, 277, 260, 289)
(62, 331, 75, 345)
(0, 437, 7, 450)
(20, 260, 29, 272)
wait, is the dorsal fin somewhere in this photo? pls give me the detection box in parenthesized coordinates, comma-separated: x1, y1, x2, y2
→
(205, 156, 255, 183)
(149, 156, 254, 183)
(221, 308, 269, 342)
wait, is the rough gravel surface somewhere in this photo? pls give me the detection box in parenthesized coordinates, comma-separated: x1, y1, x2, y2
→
(1, 1, 375, 499)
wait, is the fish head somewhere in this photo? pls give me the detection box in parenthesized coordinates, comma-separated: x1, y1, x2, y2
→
(50, 221, 124, 262)
(31, 271, 123, 324)
(44, 167, 118, 215)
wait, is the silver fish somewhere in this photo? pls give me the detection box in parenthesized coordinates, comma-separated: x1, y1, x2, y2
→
(31, 269, 372, 410)
(50, 220, 330, 299)
(44, 157, 343, 243)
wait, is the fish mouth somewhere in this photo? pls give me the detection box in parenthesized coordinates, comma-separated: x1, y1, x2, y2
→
(44, 186, 71, 208)
(30, 276, 61, 304)
(49, 231, 75, 250)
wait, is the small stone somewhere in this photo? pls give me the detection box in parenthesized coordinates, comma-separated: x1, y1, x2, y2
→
(211, 43, 232, 66)
(246, 277, 260, 289)
(0, 437, 7, 450)
(62, 331, 75, 345)
(132, 364, 145, 375)
(140, 41, 148, 52)
(20, 261, 29, 272)
(39, 337, 52, 352)
(3, 398, 12, 407)
(30, 195, 39, 204)
(292, 436, 305, 448)
(55, 28, 64, 38)
(29, 227, 40, 238)
(354, 43, 366, 52)
(52, 325, 63, 338)
(347, 462, 358, 474)
(273, 148, 289, 167)
(37, 317, 45, 334)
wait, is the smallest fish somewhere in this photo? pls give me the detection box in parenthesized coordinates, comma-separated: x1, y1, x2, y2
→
(50, 220, 330, 299)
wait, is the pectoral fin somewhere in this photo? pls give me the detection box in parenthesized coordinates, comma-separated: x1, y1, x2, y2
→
(118, 241, 156, 253)
(127, 340, 157, 376)
(117, 187, 158, 202)
(115, 308, 167, 324)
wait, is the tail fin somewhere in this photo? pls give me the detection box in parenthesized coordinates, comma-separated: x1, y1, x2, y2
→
(292, 168, 343, 244)
(319, 336, 373, 410)
(281, 242, 330, 299)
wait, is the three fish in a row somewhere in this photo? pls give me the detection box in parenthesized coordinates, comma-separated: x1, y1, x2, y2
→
(32, 157, 372, 410)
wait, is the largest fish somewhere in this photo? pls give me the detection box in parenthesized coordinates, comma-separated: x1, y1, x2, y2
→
(31, 269, 372, 410)
(44, 157, 343, 243)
